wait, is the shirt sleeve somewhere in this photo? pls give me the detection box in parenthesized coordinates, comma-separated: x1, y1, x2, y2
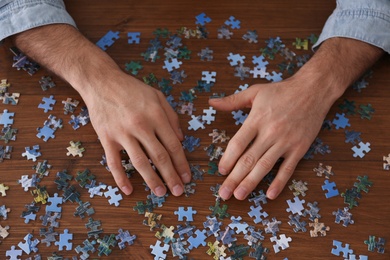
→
(0, 0, 77, 42)
(313, 0, 390, 54)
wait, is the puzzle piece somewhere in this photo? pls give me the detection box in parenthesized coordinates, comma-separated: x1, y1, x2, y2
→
(248, 189, 267, 207)
(198, 47, 213, 61)
(40, 211, 61, 227)
(174, 206, 197, 222)
(332, 113, 350, 129)
(228, 216, 249, 234)
(354, 175, 373, 193)
(209, 200, 230, 220)
(0, 224, 10, 238)
(104, 186, 123, 206)
(384, 153, 390, 170)
(182, 135, 200, 152)
(38, 95, 56, 113)
(286, 196, 305, 215)
(2, 92, 20, 105)
(303, 201, 321, 221)
(232, 110, 248, 125)
(97, 234, 117, 256)
(0, 205, 10, 220)
(270, 234, 292, 253)
(358, 104, 375, 120)
(170, 69, 187, 84)
(150, 240, 170, 260)
(188, 229, 207, 249)
(288, 214, 307, 233)
(288, 179, 308, 197)
(0, 109, 14, 126)
(155, 224, 176, 244)
(0, 183, 9, 196)
(31, 185, 49, 204)
(309, 218, 330, 237)
(127, 32, 141, 44)
(313, 162, 334, 178)
(147, 192, 168, 208)
(86, 180, 107, 198)
(234, 64, 251, 80)
(332, 207, 354, 227)
(133, 200, 154, 214)
(242, 30, 258, 43)
(6, 246, 23, 260)
(202, 106, 216, 124)
(66, 141, 85, 157)
(116, 228, 136, 249)
(36, 125, 56, 142)
(224, 16, 240, 29)
(321, 180, 339, 198)
(262, 217, 282, 236)
(39, 227, 58, 246)
(0, 145, 12, 162)
(22, 145, 41, 161)
(74, 200, 95, 219)
(75, 239, 96, 260)
(345, 130, 362, 145)
(162, 58, 182, 72)
(227, 53, 245, 66)
(45, 193, 63, 212)
(202, 71, 217, 84)
(55, 229, 73, 251)
(248, 205, 269, 224)
(75, 168, 95, 188)
(96, 30, 120, 50)
(195, 12, 211, 25)
(331, 240, 353, 257)
(188, 115, 205, 131)
(61, 97, 79, 114)
(39, 76, 55, 90)
(85, 217, 103, 238)
(364, 235, 386, 253)
(250, 67, 269, 78)
(0, 126, 17, 143)
(351, 142, 371, 158)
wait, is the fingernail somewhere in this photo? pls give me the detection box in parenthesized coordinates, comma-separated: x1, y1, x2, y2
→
(181, 172, 191, 182)
(219, 186, 232, 200)
(234, 187, 248, 200)
(121, 186, 132, 195)
(172, 184, 183, 196)
(219, 167, 227, 175)
(155, 186, 166, 197)
(267, 189, 278, 200)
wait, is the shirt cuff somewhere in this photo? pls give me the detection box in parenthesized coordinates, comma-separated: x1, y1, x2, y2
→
(313, 0, 390, 54)
(0, 0, 77, 42)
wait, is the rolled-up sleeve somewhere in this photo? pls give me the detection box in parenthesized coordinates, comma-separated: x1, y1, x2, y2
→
(0, 0, 77, 42)
(313, 0, 390, 53)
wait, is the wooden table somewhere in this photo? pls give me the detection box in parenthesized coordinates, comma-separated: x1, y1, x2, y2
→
(1, 0, 389, 259)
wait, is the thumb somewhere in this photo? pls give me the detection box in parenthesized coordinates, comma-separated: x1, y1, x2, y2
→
(209, 88, 254, 111)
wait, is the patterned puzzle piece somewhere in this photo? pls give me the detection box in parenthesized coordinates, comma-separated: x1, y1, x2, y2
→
(66, 141, 85, 157)
(270, 234, 292, 253)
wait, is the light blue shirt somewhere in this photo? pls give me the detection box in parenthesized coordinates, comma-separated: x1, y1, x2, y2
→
(0, 0, 389, 53)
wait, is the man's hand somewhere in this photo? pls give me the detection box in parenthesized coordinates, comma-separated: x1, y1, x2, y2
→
(13, 25, 191, 196)
(210, 37, 384, 201)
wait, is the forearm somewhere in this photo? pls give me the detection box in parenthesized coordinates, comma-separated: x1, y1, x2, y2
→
(295, 37, 384, 108)
(12, 24, 121, 97)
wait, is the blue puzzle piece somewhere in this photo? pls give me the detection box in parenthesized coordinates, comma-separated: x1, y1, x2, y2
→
(331, 240, 353, 257)
(0, 109, 14, 126)
(55, 229, 73, 251)
(23, 212, 37, 223)
(321, 180, 339, 198)
(332, 113, 350, 129)
(46, 193, 63, 212)
(96, 30, 120, 51)
(18, 233, 39, 254)
(36, 125, 55, 142)
(248, 205, 268, 224)
(38, 95, 56, 113)
(351, 142, 371, 158)
(195, 12, 211, 26)
(127, 32, 141, 44)
(225, 16, 241, 29)
(174, 206, 197, 222)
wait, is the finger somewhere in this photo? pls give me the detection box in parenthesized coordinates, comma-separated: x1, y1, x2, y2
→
(140, 132, 185, 197)
(233, 145, 284, 200)
(208, 87, 255, 111)
(157, 91, 184, 140)
(218, 139, 277, 200)
(266, 153, 300, 200)
(103, 142, 133, 195)
(155, 121, 191, 184)
(123, 137, 167, 197)
(218, 118, 258, 175)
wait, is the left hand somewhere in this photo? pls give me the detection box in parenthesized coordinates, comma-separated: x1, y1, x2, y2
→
(209, 76, 333, 200)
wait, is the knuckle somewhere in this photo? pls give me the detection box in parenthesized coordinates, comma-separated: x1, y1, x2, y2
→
(258, 156, 274, 171)
(282, 162, 296, 176)
(240, 153, 256, 170)
(166, 141, 183, 154)
(228, 139, 245, 152)
(130, 154, 148, 169)
(154, 151, 170, 165)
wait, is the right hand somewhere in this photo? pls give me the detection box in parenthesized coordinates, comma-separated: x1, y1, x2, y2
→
(81, 72, 191, 197)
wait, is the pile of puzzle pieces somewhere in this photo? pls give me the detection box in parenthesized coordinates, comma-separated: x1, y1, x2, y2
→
(1, 10, 388, 260)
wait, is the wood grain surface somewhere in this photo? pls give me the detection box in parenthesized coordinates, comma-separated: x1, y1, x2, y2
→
(0, 0, 389, 259)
